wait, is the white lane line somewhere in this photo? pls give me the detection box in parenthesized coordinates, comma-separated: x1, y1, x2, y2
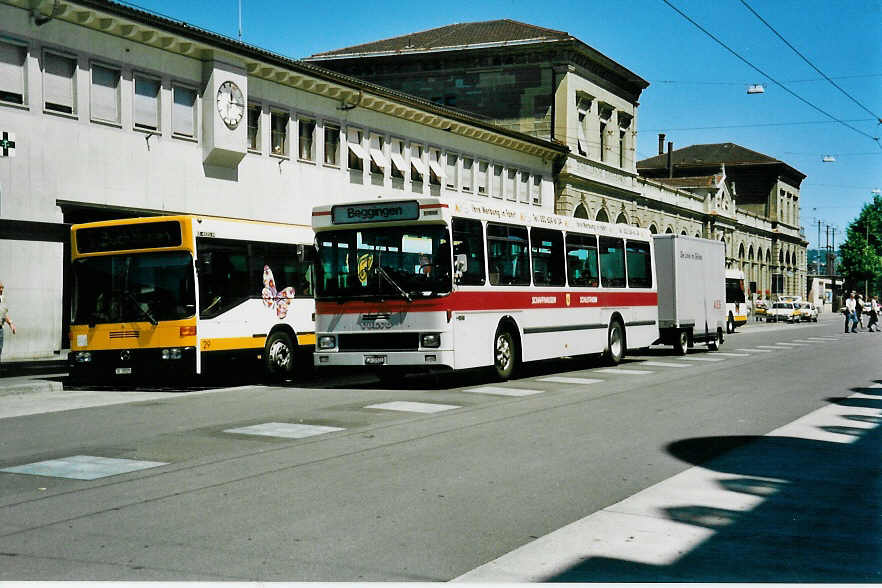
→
(807, 337, 838, 341)
(224, 422, 345, 439)
(791, 339, 817, 343)
(776, 342, 805, 346)
(680, 356, 725, 362)
(537, 377, 604, 385)
(641, 361, 691, 368)
(364, 401, 460, 413)
(464, 386, 545, 396)
(595, 368, 654, 375)
(738, 348, 771, 353)
(453, 388, 882, 582)
(757, 345, 781, 349)
(711, 352, 750, 357)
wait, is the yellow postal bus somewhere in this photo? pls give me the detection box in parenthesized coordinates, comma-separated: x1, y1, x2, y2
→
(68, 215, 315, 381)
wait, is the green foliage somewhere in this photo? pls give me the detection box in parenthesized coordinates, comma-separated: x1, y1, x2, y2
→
(838, 194, 882, 295)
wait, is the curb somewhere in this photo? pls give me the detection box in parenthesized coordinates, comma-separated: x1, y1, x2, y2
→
(0, 377, 65, 397)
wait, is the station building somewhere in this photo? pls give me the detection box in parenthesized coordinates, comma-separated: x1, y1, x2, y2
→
(0, 0, 564, 361)
(307, 20, 808, 301)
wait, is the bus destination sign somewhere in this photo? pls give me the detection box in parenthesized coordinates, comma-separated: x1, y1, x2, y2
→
(331, 201, 420, 224)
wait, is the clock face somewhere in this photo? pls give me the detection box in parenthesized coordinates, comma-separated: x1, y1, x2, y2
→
(217, 81, 245, 130)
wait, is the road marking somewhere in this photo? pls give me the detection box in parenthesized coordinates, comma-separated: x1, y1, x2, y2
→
(680, 356, 725, 362)
(806, 337, 838, 341)
(364, 401, 460, 413)
(596, 368, 654, 375)
(1, 455, 167, 480)
(738, 348, 770, 353)
(757, 345, 781, 350)
(224, 422, 345, 439)
(791, 339, 817, 343)
(453, 387, 882, 582)
(640, 361, 691, 368)
(464, 386, 545, 396)
(775, 342, 805, 346)
(536, 377, 604, 385)
(711, 352, 750, 357)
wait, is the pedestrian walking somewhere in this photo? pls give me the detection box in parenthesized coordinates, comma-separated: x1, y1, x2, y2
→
(844, 291, 858, 333)
(869, 295, 880, 332)
(856, 295, 865, 329)
(0, 281, 16, 373)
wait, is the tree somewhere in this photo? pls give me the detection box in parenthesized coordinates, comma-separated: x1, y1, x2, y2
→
(838, 194, 882, 296)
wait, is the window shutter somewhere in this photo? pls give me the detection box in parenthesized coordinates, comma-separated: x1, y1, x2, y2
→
(44, 53, 75, 110)
(0, 42, 25, 99)
(91, 64, 119, 122)
(172, 86, 196, 136)
(134, 77, 159, 129)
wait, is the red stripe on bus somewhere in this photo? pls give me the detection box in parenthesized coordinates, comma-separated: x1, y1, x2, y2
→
(312, 211, 332, 216)
(419, 203, 448, 209)
(316, 290, 658, 314)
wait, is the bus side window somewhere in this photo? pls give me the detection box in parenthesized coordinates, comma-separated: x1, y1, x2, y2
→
(530, 227, 564, 287)
(452, 217, 485, 285)
(487, 223, 530, 286)
(625, 240, 652, 288)
(565, 233, 599, 287)
(599, 236, 626, 288)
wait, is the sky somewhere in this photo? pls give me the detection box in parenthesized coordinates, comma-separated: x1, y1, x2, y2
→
(123, 0, 881, 251)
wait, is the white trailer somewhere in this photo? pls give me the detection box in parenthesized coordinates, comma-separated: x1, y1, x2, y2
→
(653, 235, 726, 354)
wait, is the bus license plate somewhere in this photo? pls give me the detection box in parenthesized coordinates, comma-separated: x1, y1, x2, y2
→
(115, 367, 133, 375)
(364, 355, 386, 365)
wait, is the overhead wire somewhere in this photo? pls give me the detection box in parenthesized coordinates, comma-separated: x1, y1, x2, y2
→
(739, 0, 882, 126)
(660, 0, 882, 148)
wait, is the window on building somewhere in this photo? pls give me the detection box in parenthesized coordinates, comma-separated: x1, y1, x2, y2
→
(410, 143, 425, 183)
(491, 164, 503, 198)
(445, 153, 458, 189)
(0, 40, 27, 105)
(531, 175, 542, 205)
(91, 63, 120, 123)
(428, 149, 443, 186)
(172, 84, 196, 137)
(271, 110, 288, 156)
(530, 227, 565, 287)
(323, 123, 340, 166)
(519, 170, 530, 203)
(504, 168, 516, 201)
(477, 161, 489, 195)
(299, 118, 315, 161)
(43, 51, 76, 114)
(619, 130, 626, 168)
(390, 138, 406, 179)
(576, 111, 588, 156)
(369, 133, 385, 175)
(134, 73, 160, 131)
(347, 127, 365, 171)
(598, 121, 607, 162)
(247, 103, 260, 151)
(461, 157, 473, 192)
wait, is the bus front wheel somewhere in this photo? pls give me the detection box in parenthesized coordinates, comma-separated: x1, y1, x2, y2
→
(493, 328, 518, 381)
(265, 331, 295, 380)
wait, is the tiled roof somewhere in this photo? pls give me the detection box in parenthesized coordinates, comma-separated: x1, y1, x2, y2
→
(654, 175, 722, 188)
(637, 143, 782, 169)
(311, 20, 574, 57)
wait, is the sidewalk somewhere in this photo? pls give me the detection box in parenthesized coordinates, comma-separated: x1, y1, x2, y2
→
(0, 351, 68, 396)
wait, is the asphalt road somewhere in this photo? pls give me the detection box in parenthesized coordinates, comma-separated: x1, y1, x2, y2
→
(0, 313, 879, 581)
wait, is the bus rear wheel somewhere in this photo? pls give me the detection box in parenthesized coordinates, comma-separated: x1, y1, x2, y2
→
(673, 329, 689, 355)
(493, 328, 518, 381)
(603, 320, 625, 365)
(265, 331, 295, 380)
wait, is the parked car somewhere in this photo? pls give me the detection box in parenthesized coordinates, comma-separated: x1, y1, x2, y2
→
(768, 301, 801, 323)
(800, 302, 819, 322)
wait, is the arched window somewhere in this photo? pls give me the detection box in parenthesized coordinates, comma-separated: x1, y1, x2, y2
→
(748, 245, 754, 261)
(649, 224, 658, 234)
(615, 212, 628, 225)
(574, 203, 589, 219)
(738, 243, 745, 260)
(665, 226, 674, 234)
(695, 233, 701, 238)
(595, 209, 609, 223)
(681, 230, 688, 235)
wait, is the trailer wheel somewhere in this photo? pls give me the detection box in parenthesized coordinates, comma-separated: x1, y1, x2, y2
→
(493, 327, 518, 381)
(707, 328, 724, 351)
(603, 320, 625, 365)
(673, 329, 689, 355)
(264, 331, 295, 380)
(726, 313, 735, 334)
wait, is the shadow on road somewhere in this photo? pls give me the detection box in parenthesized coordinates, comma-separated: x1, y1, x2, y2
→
(544, 389, 882, 582)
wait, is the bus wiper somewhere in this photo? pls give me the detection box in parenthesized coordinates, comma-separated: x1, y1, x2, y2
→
(374, 265, 412, 302)
(124, 290, 158, 326)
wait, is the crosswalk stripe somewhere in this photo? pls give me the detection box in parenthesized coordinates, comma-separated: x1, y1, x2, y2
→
(680, 356, 725, 362)
(757, 345, 781, 349)
(464, 386, 545, 396)
(537, 377, 604, 385)
(738, 348, 771, 353)
(641, 361, 691, 368)
(711, 352, 750, 357)
(776, 342, 804, 346)
(791, 339, 816, 343)
(596, 368, 654, 375)
(807, 337, 837, 341)
(364, 401, 460, 413)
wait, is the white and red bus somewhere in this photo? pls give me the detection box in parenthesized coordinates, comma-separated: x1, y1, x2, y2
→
(311, 197, 658, 380)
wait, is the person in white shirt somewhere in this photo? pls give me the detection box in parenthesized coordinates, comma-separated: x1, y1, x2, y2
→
(844, 291, 858, 333)
(0, 281, 16, 371)
(869, 295, 880, 332)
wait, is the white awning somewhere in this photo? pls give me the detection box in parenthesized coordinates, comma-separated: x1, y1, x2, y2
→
(411, 157, 427, 176)
(370, 147, 386, 169)
(348, 142, 367, 162)
(390, 151, 407, 174)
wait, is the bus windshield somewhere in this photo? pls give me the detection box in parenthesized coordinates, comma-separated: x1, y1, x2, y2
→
(72, 251, 195, 324)
(316, 226, 452, 300)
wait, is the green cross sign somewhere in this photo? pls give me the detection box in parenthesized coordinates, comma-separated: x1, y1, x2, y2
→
(1, 131, 16, 157)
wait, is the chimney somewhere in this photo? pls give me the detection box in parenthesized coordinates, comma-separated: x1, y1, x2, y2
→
(658, 133, 666, 155)
(667, 141, 673, 178)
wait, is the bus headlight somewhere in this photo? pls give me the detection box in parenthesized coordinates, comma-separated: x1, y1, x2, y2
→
(318, 335, 337, 350)
(421, 333, 441, 348)
(72, 351, 93, 363)
(161, 348, 183, 360)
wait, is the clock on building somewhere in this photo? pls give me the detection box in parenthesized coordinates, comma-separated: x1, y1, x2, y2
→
(216, 81, 245, 129)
